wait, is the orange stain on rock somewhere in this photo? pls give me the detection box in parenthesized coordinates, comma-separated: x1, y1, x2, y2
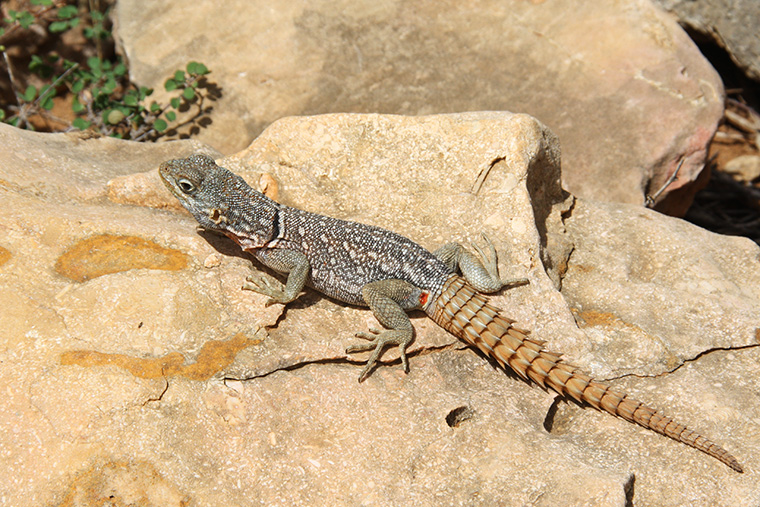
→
(61, 333, 259, 381)
(576, 309, 621, 328)
(0, 246, 10, 267)
(55, 234, 188, 282)
(57, 459, 189, 506)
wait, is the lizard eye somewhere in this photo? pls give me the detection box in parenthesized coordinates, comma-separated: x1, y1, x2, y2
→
(177, 178, 196, 194)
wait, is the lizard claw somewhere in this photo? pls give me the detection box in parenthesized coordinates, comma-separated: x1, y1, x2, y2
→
(346, 328, 412, 382)
(243, 274, 288, 305)
(353, 328, 383, 340)
(471, 233, 499, 280)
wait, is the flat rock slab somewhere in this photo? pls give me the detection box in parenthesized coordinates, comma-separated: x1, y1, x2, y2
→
(116, 0, 724, 211)
(0, 112, 758, 506)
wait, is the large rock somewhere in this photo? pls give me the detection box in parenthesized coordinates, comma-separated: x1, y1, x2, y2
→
(0, 113, 757, 506)
(655, 0, 760, 81)
(115, 0, 724, 211)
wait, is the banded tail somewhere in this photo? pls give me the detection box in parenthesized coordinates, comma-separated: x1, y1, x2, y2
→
(427, 275, 743, 473)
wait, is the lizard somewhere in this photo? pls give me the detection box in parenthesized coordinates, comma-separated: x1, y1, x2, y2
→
(159, 153, 743, 473)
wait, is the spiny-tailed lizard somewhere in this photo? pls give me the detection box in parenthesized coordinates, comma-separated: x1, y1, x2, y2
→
(159, 153, 743, 473)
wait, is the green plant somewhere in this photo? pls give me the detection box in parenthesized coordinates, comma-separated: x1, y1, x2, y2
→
(0, 0, 213, 140)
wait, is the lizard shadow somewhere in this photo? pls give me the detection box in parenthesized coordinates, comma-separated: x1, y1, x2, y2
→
(196, 228, 324, 310)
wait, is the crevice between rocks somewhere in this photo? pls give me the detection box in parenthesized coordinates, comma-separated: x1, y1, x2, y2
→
(222, 343, 459, 382)
(603, 342, 760, 382)
(542, 342, 760, 434)
(143, 375, 169, 406)
(470, 156, 505, 195)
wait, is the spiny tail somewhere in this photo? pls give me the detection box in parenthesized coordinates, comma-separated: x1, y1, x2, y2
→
(427, 275, 743, 473)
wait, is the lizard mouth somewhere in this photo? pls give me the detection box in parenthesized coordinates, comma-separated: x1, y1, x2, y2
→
(157, 163, 174, 188)
(158, 164, 187, 202)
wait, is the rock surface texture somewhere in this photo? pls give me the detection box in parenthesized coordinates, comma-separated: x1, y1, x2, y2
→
(0, 113, 758, 506)
(655, 0, 760, 81)
(115, 0, 724, 211)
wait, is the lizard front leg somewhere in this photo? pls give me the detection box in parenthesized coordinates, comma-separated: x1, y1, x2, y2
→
(434, 234, 528, 293)
(243, 249, 310, 306)
(347, 279, 427, 382)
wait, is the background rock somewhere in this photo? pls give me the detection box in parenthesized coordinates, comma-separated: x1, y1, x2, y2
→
(0, 113, 757, 506)
(655, 0, 760, 81)
(115, 0, 724, 210)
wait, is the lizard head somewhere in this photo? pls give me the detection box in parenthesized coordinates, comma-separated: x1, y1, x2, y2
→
(159, 153, 250, 233)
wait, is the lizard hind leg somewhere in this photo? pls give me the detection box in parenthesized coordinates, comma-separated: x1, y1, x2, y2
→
(433, 233, 528, 294)
(347, 279, 425, 382)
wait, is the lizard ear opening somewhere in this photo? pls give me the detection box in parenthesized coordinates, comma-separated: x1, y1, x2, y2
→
(177, 178, 196, 194)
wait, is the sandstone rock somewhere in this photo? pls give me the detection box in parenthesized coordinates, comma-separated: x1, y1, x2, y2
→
(0, 113, 757, 506)
(655, 0, 760, 81)
(115, 0, 723, 210)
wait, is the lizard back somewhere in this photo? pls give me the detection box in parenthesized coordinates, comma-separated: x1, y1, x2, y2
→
(270, 206, 451, 305)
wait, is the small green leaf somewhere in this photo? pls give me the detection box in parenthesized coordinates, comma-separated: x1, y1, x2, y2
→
(58, 6, 78, 19)
(29, 55, 52, 77)
(9, 10, 35, 29)
(187, 61, 209, 75)
(41, 95, 55, 110)
(123, 92, 139, 107)
(113, 63, 126, 76)
(22, 85, 37, 102)
(38, 84, 56, 105)
(71, 79, 85, 93)
(76, 69, 94, 83)
(72, 117, 91, 130)
(0, 109, 5, 121)
(165, 111, 176, 122)
(71, 98, 85, 113)
(48, 20, 69, 33)
(102, 77, 117, 94)
(170, 97, 180, 109)
(31, 0, 54, 6)
(153, 118, 167, 132)
(18, 11, 35, 29)
(150, 102, 160, 113)
(164, 79, 178, 92)
(182, 87, 195, 100)
(87, 56, 102, 75)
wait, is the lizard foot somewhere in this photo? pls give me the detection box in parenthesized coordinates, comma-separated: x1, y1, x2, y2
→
(243, 273, 290, 306)
(346, 327, 413, 382)
(473, 233, 529, 290)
